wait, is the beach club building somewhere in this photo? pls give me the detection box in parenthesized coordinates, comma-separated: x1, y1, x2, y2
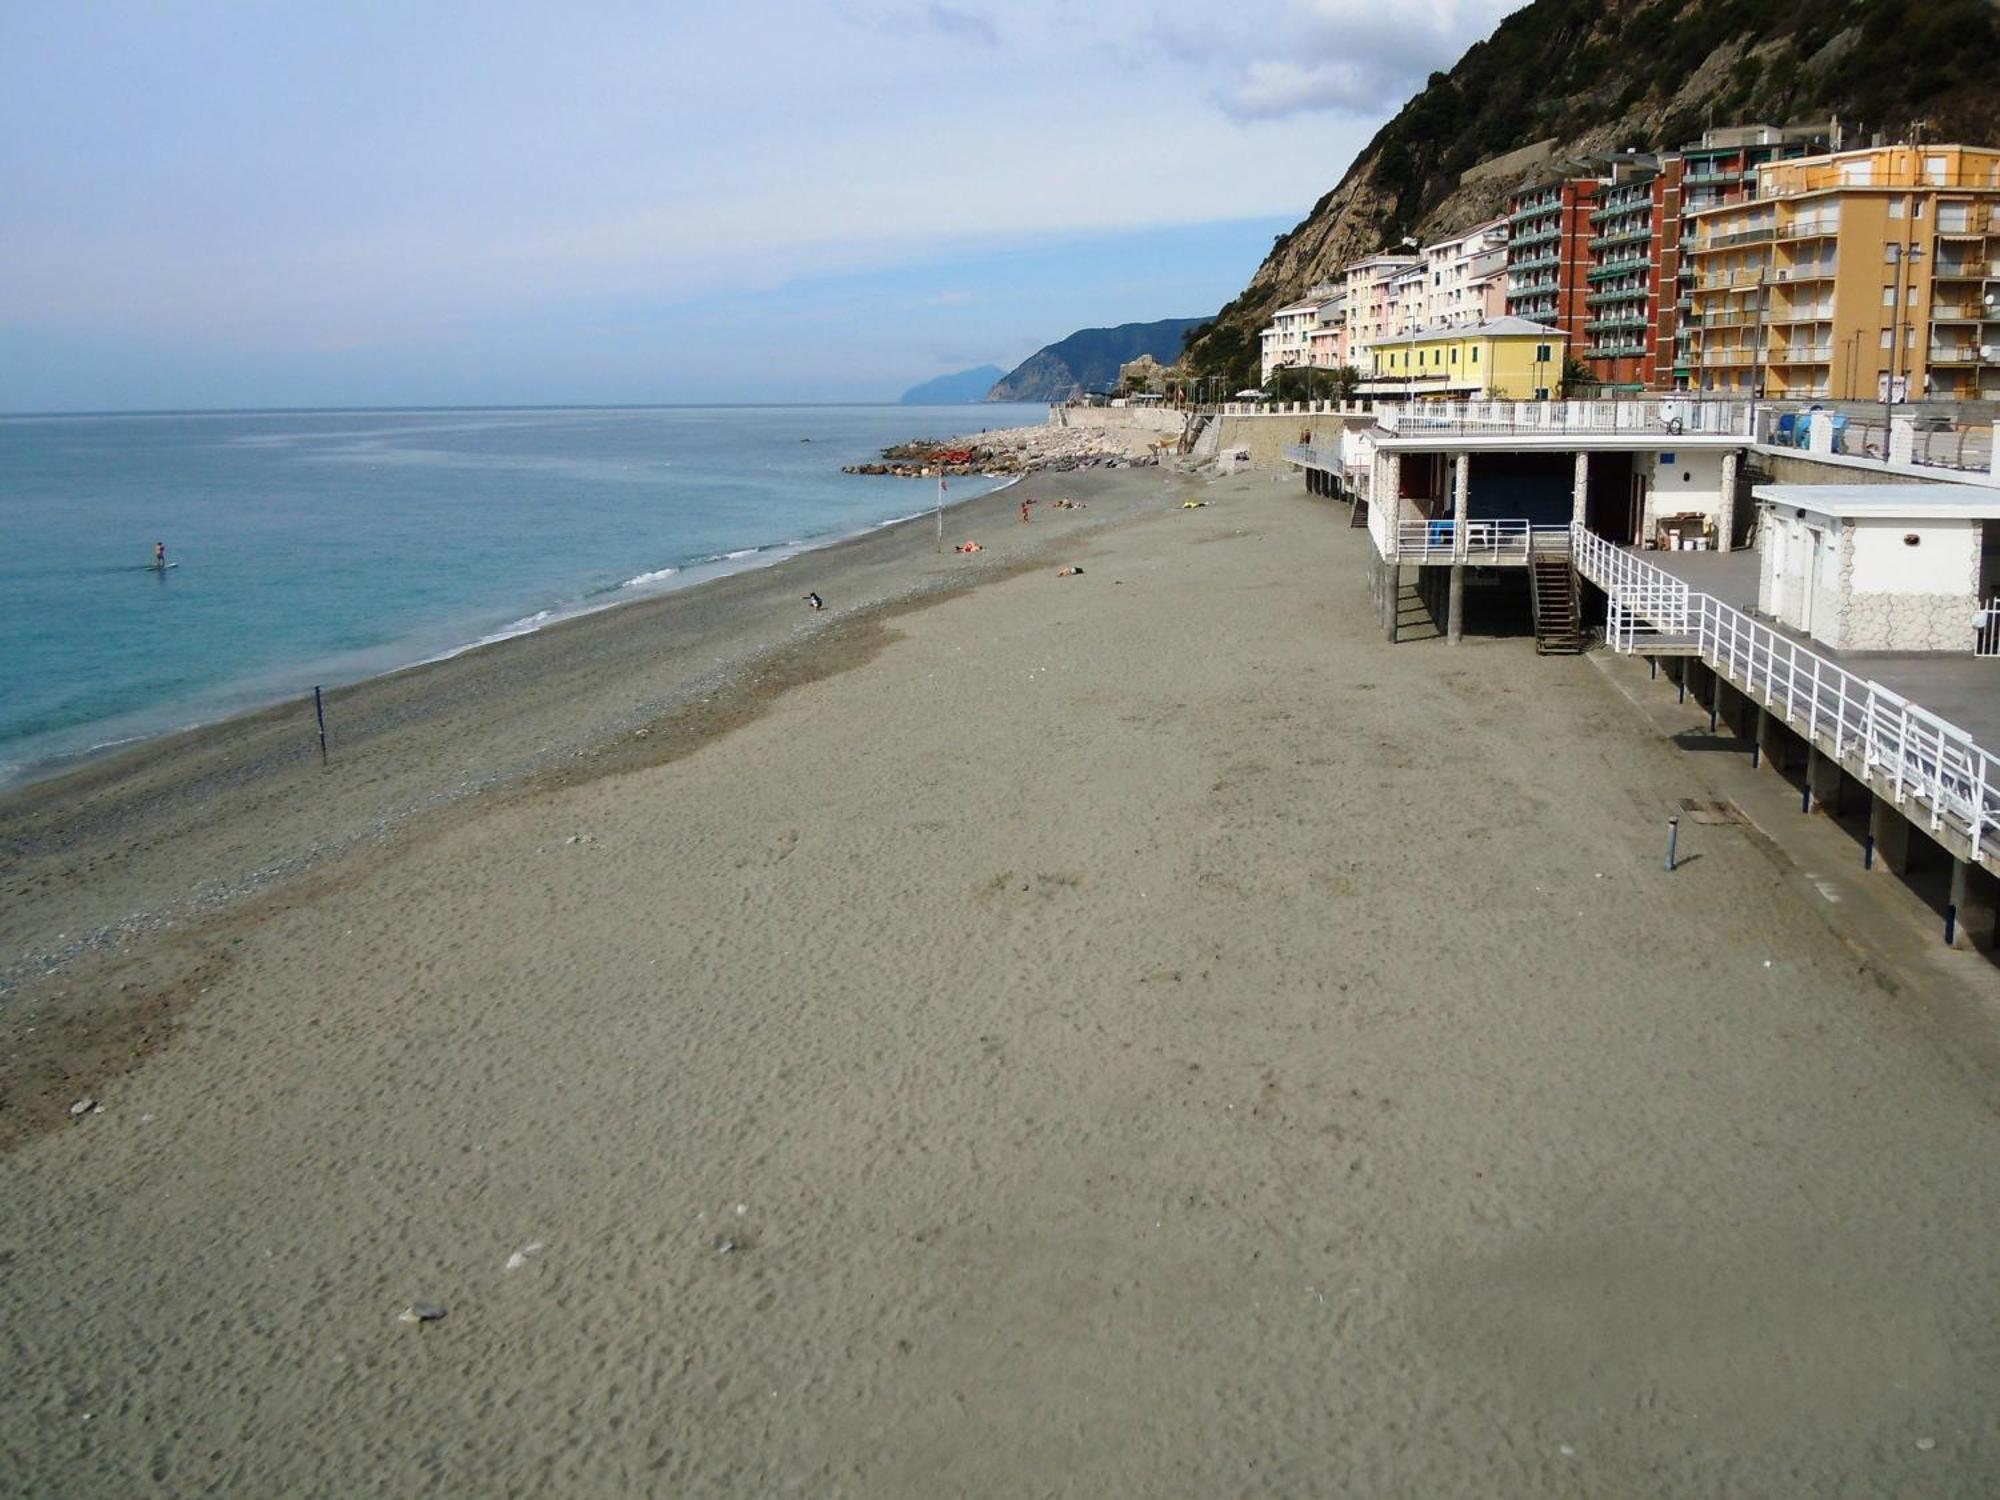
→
(1358, 317, 1566, 400)
(1754, 483, 2000, 652)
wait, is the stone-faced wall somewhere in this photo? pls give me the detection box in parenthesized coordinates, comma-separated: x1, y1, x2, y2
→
(1836, 517, 1979, 652)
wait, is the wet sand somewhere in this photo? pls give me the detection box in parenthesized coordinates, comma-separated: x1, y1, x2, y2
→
(3, 469, 1998, 1494)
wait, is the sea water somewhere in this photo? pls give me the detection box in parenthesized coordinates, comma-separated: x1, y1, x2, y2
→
(0, 405, 1041, 785)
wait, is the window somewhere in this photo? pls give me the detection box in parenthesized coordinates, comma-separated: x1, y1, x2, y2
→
(1536, 344, 1551, 361)
(1883, 286, 1897, 306)
(1888, 197, 1905, 219)
(1450, 347, 1459, 364)
(1885, 244, 1901, 263)
(1939, 202, 1971, 232)
(1880, 329, 1893, 350)
(1839, 160, 1873, 186)
(1924, 155, 1948, 185)
(1472, 347, 1481, 363)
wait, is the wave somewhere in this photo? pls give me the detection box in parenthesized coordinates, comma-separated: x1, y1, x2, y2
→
(619, 566, 679, 590)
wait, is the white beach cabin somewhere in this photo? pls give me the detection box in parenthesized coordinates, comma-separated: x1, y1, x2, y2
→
(1752, 483, 2000, 653)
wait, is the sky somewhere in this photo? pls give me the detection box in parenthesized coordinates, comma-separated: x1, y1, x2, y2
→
(0, 1, 1521, 410)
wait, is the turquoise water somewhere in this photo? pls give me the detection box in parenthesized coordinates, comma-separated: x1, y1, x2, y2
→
(0, 405, 1038, 784)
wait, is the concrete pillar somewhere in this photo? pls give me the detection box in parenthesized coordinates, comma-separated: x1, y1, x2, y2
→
(1571, 450, 1589, 528)
(1756, 707, 1790, 772)
(1807, 411, 1836, 453)
(1806, 745, 1842, 814)
(1948, 859, 1996, 950)
(1449, 452, 1470, 645)
(1383, 561, 1399, 643)
(1889, 416, 1916, 466)
(1868, 794, 1912, 875)
(1717, 449, 1740, 553)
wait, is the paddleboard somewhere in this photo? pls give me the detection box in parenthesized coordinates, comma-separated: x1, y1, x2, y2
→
(140, 562, 180, 571)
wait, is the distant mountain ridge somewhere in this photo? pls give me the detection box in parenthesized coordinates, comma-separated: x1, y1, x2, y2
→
(1182, 0, 2000, 387)
(987, 317, 1214, 402)
(899, 365, 1006, 404)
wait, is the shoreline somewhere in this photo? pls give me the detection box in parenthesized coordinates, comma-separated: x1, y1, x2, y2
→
(0, 471, 1031, 796)
(0, 463, 1193, 1001)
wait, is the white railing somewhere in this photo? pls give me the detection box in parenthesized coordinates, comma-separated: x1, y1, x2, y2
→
(1979, 597, 2000, 657)
(1574, 524, 2000, 861)
(1392, 518, 1573, 564)
(1376, 398, 1754, 438)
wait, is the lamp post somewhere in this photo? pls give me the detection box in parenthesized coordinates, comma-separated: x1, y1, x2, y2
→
(1881, 236, 1925, 455)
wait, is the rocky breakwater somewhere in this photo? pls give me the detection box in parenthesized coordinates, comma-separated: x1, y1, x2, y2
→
(842, 422, 1171, 478)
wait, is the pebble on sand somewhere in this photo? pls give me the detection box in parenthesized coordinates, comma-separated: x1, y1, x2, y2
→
(398, 1304, 447, 1325)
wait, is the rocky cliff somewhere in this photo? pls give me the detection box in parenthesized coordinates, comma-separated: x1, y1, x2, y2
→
(1184, 0, 2000, 386)
(987, 317, 1214, 402)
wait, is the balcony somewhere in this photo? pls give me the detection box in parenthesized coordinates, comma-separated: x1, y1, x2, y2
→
(1768, 345, 1832, 364)
(1777, 214, 1841, 240)
(1770, 264, 1834, 283)
(1690, 308, 1762, 328)
(1928, 345, 1988, 365)
(1586, 256, 1650, 281)
(1585, 343, 1648, 359)
(1702, 349, 1756, 367)
(1935, 206, 1993, 238)
(1933, 302, 1982, 321)
(1700, 225, 1776, 251)
(1769, 305, 1834, 322)
(1508, 198, 1559, 223)
(1694, 269, 1768, 290)
(1585, 285, 1649, 307)
(1588, 226, 1652, 251)
(1585, 314, 1650, 334)
(1683, 168, 1744, 187)
(1509, 250, 1560, 273)
(1509, 222, 1561, 249)
(1934, 258, 2000, 281)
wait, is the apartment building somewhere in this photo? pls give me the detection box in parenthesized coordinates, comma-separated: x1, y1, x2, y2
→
(1307, 291, 1348, 368)
(1257, 290, 1331, 383)
(1685, 143, 2000, 402)
(1505, 174, 1599, 355)
(1358, 316, 1564, 399)
(1668, 124, 1830, 385)
(1580, 157, 1672, 390)
(1344, 253, 1421, 367)
(1421, 219, 1509, 329)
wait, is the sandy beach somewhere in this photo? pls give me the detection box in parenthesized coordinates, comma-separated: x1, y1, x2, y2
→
(5, 465, 1999, 1494)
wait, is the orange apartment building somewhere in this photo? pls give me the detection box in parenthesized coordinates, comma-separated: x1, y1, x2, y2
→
(1685, 143, 2000, 402)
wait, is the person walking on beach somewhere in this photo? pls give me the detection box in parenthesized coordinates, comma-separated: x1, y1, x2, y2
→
(1019, 497, 1033, 524)
(804, 591, 823, 612)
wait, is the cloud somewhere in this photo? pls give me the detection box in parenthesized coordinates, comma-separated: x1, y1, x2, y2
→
(876, 3, 999, 46)
(1205, 0, 1519, 121)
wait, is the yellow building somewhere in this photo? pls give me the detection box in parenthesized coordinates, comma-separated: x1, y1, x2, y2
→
(1686, 143, 2000, 402)
(1357, 316, 1566, 399)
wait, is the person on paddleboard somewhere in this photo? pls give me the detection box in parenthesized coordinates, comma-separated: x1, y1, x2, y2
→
(153, 541, 167, 570)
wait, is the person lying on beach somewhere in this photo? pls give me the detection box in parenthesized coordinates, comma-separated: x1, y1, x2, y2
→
(1181, 499, 1208, 509)
(804, 592, 823, 611)
(1057, 566, 1083, 577)
(954, 541, 982, 553)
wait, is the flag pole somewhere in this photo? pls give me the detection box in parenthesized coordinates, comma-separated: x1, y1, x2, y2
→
(935, 470, 944, 553)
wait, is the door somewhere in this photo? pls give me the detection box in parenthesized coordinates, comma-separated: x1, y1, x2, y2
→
(1803, 527, 1823, 637)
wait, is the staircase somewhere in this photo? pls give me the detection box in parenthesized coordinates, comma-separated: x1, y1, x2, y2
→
(1529, 554, 1584, 654)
